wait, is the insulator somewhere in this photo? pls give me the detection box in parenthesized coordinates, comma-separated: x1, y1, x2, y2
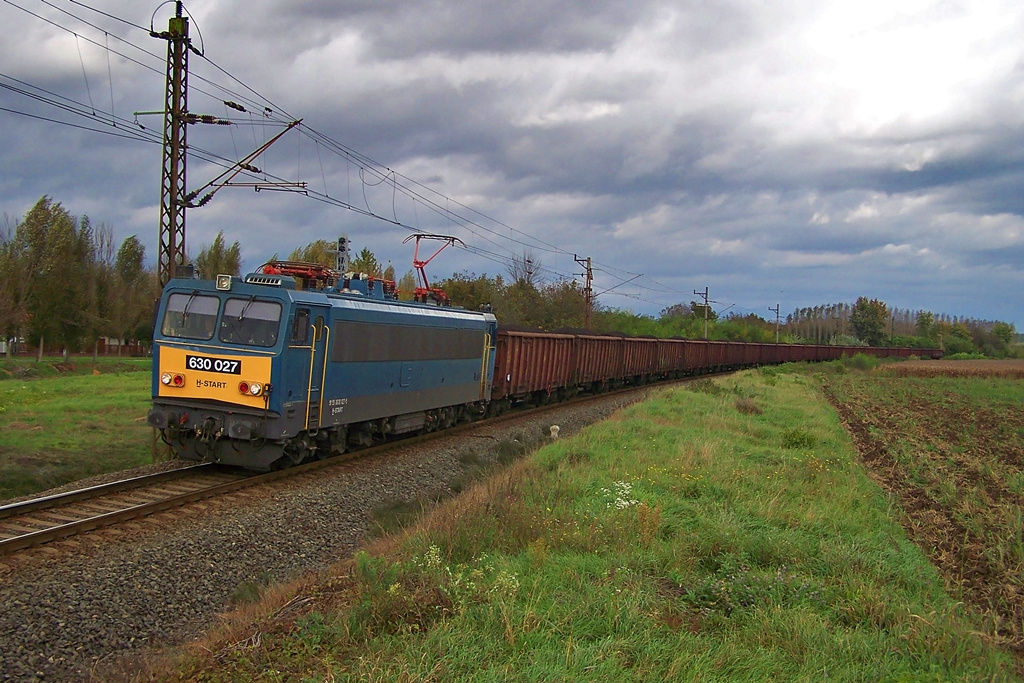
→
(224, 100, 247, 112)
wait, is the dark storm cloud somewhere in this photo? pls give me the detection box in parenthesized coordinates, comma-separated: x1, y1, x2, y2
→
(2, 0, 1023, 327)
(205, 0, 660, 58)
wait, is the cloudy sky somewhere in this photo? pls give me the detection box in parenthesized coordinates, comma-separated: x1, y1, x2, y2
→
(2, 0, 1022, 326)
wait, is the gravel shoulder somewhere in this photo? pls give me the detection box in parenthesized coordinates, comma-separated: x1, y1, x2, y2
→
(0, 388, 658, 682)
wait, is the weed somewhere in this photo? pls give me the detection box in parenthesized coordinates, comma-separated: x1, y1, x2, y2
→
(781, 428, 816, 449)
(229, 571, 276, 605)
(599, 480, 641, 509)
(843, 353, 879, 371)
(678, 565, 826, 616)
(457, 449, 484, 467)
(688, 378, 725, 395)
(494, 432, 537, 465)
(946, 352, 987, 360)
(637, 501, 662, 546)
(370, 498, 427, 536)
(735, 397, 762, 415)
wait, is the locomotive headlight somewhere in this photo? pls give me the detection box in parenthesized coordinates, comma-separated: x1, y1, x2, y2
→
(238, 381, 262, 396)
(162, 372, 185, 387)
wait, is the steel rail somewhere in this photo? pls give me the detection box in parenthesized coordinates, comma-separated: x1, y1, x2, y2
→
(0, 464, 252, 555)
(0, 463, 218, 520)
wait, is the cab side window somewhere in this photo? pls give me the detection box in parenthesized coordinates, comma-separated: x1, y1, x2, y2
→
(291, 309, 310, 344)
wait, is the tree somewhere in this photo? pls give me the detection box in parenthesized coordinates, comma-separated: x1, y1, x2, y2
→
(397, 270, 417, 301)
(17, 197, 83, 359)
(915, 311, 935, 338)
(114, 236, 152, 354)
(87, 223, 119, 360)
(350, 247, 382, 277)
(0, 216, 24, 356)
(507, 250, 542, 287)
(660, 303, 690, 319)
(850, 297, 889, 346)
(195, 231, 241, 278)
(436, 271, 504, 311)
(67, 215, 99, 355)
(287, 240, 337, 268)
(993, 322, 1015, 346)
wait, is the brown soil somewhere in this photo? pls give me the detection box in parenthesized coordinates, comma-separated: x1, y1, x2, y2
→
(823, 376, 1024, 668)
(879, 359, 1024, 378)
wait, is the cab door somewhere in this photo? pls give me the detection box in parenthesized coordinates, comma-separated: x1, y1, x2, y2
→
(306, 308, 331, 433)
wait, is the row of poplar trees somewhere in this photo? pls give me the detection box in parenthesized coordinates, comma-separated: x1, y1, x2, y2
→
(0, 197, 157, 359)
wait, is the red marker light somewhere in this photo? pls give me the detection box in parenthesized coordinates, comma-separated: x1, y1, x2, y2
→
(238, 381, 250, 395)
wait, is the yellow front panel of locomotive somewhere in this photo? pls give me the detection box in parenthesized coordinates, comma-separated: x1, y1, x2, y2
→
(157, 345, 273, 409)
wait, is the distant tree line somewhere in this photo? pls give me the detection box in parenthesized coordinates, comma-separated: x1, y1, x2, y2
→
(1, 197, 158, 360)
(0, 197, 244, 359)
(786, 297, 1018, 357)
(247, 240, 1024, 356)
(3, 197, 1017, 358)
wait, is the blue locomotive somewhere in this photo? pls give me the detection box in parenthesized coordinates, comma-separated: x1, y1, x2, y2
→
(147, 265, 497, 470)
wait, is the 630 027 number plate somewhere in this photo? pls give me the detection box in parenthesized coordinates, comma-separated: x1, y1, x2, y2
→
(185, 354, 242, 375)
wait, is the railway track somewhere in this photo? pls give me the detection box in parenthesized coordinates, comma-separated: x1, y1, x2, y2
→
(0, 378, 685, 558)
(0, 464, 253, 555)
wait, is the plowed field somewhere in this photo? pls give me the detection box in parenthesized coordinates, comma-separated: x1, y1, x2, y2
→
(879, 358, 1024, 379)
(824, 368, 1024, 664)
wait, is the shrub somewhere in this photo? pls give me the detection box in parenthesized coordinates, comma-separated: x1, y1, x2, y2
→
(735, 397, 762, 415)
(843, 353, 878, 371)
(781, 428, 816, 449)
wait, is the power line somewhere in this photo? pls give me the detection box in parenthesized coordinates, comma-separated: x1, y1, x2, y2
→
(2, 0, 699, 306)
(67, 0, 148, 31)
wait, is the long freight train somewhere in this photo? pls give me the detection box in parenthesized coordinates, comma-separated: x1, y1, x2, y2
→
(147, 269, 941, 470)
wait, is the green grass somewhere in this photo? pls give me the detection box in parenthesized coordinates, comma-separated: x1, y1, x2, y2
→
(165, 370, 1017, 681)
(0, 365, 157, 500)
(0, 356, 150, 381)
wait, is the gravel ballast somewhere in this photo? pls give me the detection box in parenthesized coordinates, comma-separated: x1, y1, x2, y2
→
(0, 389, 658, 682)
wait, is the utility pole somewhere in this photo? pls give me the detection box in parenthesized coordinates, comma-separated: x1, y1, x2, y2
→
(695, 287, 710, 339)
(575, 254, 593, 329)
(147, 4, 303, 287)
(768, 304, 780, 343)
(154, 2, 190, 286)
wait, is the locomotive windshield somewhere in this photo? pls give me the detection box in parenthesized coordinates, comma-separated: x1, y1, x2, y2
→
(219, 297, 282, 348)
(161, 292, 220, 340)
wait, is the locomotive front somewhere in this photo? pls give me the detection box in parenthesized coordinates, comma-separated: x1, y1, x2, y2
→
(147, 274, 288, 469)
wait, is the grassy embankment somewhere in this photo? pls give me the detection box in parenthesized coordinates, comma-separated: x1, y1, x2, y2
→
(0, 357, 154, 500)
(152, 366, 1018, 681)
